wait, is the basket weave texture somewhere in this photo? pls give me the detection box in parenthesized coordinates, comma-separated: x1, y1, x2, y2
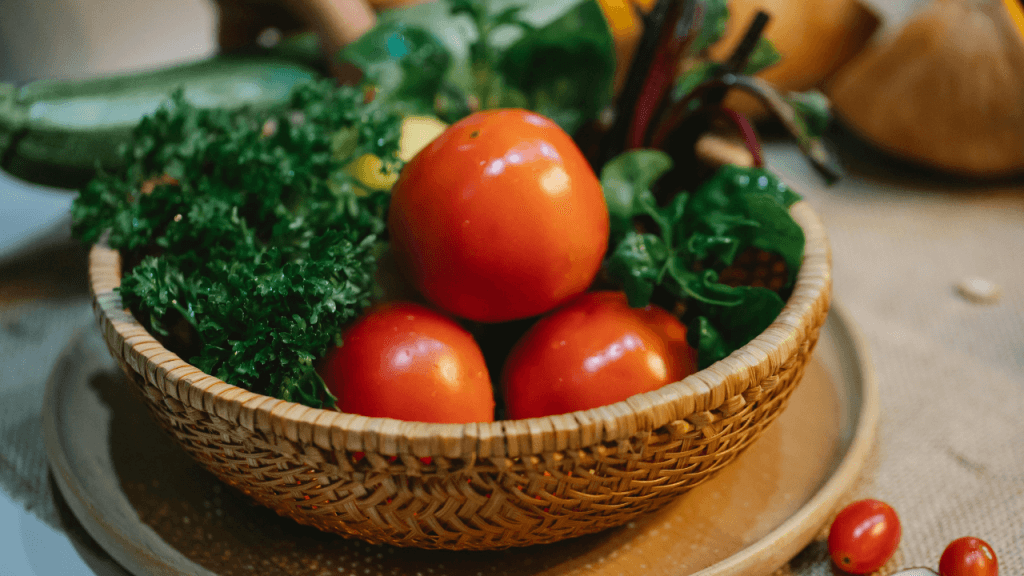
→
(88, 201, 831, 551)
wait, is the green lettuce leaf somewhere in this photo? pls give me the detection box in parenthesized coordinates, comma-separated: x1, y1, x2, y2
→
(340, 23, 452, 115)
(339, 0, 615, 134)
(599, 149, 674, 244)
(495, 0, 614, 133)
(601, 150, 803, 368)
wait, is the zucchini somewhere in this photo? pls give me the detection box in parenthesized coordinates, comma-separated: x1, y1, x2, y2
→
(0, 55, 321, 189)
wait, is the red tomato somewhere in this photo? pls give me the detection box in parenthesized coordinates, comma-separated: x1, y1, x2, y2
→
(634, 301, 700, 372)
(939, 537, 999, 576)
(501, 291, 697, 419)
(319, 302, 495, 423)
(388, 109, 609, 323)
(827, 499, 902, 574)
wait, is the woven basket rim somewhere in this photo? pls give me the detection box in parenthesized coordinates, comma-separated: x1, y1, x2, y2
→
(88, 200, 831, 459)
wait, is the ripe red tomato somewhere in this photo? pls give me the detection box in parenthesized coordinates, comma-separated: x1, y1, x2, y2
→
(319, 302, 495, 423)
(827, 499, 902, 574)
(501, 291, 697, 419)
(388, 109, 609, 323)
(939, 537, 999, 576)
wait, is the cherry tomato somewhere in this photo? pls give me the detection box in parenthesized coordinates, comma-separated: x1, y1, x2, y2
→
(827, 499, 902, 574)
(388, 109, 609, 323)
(319, 302, 495, 423)
(939, 537, 999, 576)
(501, 291, 697, 419)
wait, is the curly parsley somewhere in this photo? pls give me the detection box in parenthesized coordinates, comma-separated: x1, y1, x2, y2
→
(73, 81, 403, 407)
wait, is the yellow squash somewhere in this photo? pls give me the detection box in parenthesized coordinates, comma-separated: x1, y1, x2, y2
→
(596, 0, 645, 93)
(350, 115, 448, 191)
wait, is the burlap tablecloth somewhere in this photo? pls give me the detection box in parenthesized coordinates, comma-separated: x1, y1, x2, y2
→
(765, 141, 1024, 575)
(0, 140, 1021, 575)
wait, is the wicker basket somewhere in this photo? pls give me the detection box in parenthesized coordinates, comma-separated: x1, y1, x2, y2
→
(88, 194, 831, 550)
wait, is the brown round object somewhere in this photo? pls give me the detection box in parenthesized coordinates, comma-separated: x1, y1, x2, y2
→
(828, 0, 1024, 177)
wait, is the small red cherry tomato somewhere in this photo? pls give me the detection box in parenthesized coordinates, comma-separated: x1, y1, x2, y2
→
(320, 302, 495, 423)
(939, 537, 998, 576)
(827, 499, 902, 574)
(388, 109, 609, 323)
(501, 291, 697, 419)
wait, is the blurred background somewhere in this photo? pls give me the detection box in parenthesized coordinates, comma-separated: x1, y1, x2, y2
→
(0, 0, 216, 84)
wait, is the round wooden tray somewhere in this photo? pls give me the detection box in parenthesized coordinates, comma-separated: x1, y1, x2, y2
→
(42, 302, 877, 576)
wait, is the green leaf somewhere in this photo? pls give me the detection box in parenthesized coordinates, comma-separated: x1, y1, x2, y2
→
(368, 0, 477, 97)
(744, 37, 781, 75)
(788, 89, 832, 138)
(673, 60, 718, 102)
(599, 149, 673, 243)
(738, 193, 805, 286)
(686, 164, 803, 284)
(690, 164, 800, 215)
(687, 284, 785, 368)
(605, 232, 669, 308)
(690, 316, 729, 370)
(353, 0, 614, 131)
(495, 0, 615, 134)
(340, 23, 452, 115)
(687, 232, 741, 265)
(693, 0, 729, 54)
(601, 153, 804, 369)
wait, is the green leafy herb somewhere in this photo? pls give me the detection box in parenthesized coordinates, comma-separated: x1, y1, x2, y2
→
(684, 164, 803, 284)
(744, 37, 782, 74)
(693, 0, 729, 54)
(690, 284, 785, 368)
(72, 81, 403, 408)
(787, 89, 831, 138)
(599, 149, 675, 244)
(600, 150, 803, 368)
(673, 60, 716, 106)
(494, 0, 615, 133)
(341, 23, 452, 116)
(339, 0, 615, 134)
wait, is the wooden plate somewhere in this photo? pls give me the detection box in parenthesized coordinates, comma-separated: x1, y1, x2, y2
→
(42, 303, 877, 576)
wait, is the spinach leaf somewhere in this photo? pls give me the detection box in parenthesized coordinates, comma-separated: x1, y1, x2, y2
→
(605, 232, 668, 308)
(599, 148, 673, 244)
(686, 164, 803, 282)
(688, 284, 784, 369)
(601, 150, 803, 368)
